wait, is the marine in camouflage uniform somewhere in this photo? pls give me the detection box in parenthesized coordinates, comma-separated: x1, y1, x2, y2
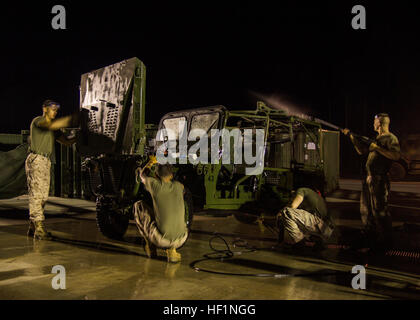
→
(26, 100, 77, 240)
(343, 113, 400, 249)
(133, 201, 188, 251)
(26, 153, 52, 223)
(134, 158, 188, 263)
(277, 187, 334, 248)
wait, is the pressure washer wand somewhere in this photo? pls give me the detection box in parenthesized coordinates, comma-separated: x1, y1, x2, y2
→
(313, 117, 375, 145)
(268, 103, 375, 145)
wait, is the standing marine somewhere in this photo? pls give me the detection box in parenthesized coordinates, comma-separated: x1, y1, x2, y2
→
(26, 100, 77, 240)
(343, 113, 400, 250)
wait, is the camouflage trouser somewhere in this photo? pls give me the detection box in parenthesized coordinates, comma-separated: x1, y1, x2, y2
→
(133, 200, 188, 249)
(360, 175, 392, 244)
(280, 207, 334, 244)
(25, 153, 51, 222)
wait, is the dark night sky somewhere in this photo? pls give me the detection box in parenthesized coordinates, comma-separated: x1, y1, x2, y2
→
(1, 0, 420, 142)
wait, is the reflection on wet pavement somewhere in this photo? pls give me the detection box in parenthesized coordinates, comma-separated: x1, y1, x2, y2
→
(0, 207, 420, 300)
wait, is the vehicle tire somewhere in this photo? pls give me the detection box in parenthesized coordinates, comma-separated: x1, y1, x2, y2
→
(184, 187, 194, 229)
(389, 162, 406, 181)
(96, 196, 129, 239)
(176, 188, 194, 250)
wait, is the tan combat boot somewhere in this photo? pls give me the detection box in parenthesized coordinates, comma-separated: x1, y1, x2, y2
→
(144, 240, 157, 258)
(165, 247, 181, 263)
(33, 221, 52, 240)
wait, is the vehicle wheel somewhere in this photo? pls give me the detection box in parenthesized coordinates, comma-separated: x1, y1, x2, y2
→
(389, 162, 406, 181)
(176, 188, 194, 250)
(184, 187, 194, 229)
(96, 196, 129, 239)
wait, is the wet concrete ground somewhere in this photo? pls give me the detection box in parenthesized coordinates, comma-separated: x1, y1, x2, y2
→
(1, 186, 420, 300)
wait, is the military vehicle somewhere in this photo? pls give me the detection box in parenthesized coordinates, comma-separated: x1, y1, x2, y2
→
(77, 57, 193, 239)
(155, 102, 340, 223)
(77, 57, 340, 238)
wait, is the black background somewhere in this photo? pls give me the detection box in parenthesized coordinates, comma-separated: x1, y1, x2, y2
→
(1, 1, 419, 175)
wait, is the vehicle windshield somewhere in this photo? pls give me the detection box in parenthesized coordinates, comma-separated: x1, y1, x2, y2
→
(160, 117, 187, 140)
(190, 113, 220, 136)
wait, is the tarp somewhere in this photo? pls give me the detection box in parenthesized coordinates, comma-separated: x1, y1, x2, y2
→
(0, 144, 28, 199)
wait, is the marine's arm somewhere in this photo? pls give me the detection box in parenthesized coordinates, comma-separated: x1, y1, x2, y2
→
(277, 193, 304, 219)
(350, 134, 366, 155)
(136, 156, 158, 184)
(37, 115, 74, 131)
(342, 129, 367, 155)
(289, 194, 304, 209)
(369, 143, 400, 161)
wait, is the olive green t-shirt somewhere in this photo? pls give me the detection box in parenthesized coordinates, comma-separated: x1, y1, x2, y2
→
(366, 133, 400, 176)
(296, 187, 331, 223)
(144, 177, 187, 241)
(29, 116, 59, 163)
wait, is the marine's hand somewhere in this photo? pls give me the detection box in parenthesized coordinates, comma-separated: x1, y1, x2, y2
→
(369, 142, 379, 151)
(366, 175, 372, 184)
(149, 155, 157, 164)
